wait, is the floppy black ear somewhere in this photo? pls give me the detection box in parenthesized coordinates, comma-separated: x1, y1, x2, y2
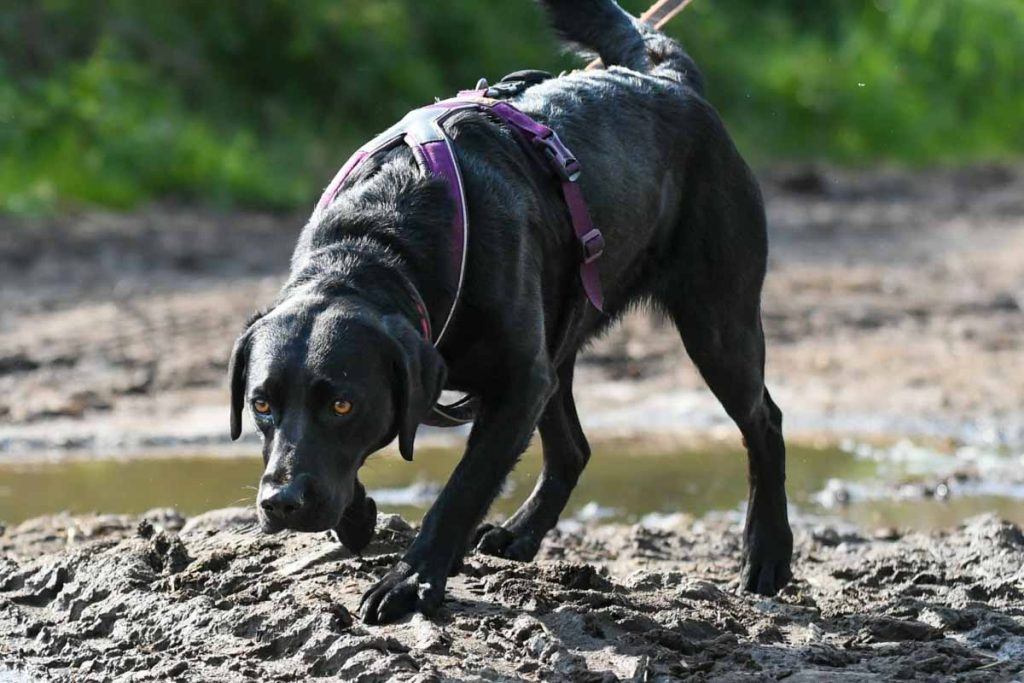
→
(334, 479, 377, 554)
(228, 330, 251, 441)
(383, 315, 446, 461)
(229, 311, 269, 440)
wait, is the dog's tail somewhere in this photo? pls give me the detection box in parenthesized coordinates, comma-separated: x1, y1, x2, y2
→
(537, 0, 704, 93)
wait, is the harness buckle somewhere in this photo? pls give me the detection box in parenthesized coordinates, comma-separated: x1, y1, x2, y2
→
(533, 130, 581, 182)
(580, 228, 605, 264)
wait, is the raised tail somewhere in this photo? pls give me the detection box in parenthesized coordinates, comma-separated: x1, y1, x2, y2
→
(537, 0, 704, 93)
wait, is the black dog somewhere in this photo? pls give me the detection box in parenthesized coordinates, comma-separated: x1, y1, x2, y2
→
(229, 0, 792, 624)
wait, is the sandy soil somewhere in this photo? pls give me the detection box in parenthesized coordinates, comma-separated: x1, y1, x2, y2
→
(2, 508, 1023, 681)
(1, 165, 1022, 455)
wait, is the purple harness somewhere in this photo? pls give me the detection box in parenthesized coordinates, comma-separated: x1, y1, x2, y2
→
(316, 89, 605, 348)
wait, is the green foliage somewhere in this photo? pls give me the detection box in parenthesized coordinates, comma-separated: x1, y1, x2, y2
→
(659, 0, 1024, 164)
(1, 0, 1021, 213)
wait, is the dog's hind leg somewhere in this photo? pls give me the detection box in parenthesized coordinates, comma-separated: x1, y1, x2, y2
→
(475, 356, 589, 561)
(655, 177, 793, 595)
(665, 296, 792, 594)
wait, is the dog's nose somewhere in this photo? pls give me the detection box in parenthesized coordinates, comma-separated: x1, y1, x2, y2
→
(260, 476, 312, 525)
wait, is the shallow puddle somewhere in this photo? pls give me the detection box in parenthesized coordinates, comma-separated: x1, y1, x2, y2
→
(1, 442, 1022, 531)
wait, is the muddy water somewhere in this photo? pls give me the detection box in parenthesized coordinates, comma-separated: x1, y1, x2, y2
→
(1, 442, 1022, 530)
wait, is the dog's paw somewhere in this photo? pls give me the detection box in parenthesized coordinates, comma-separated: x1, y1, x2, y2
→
(741, 556, 793, 595)
(474, 523, 541, 562)
(740, 525, 794, 595)
(359, 559, 445, 624)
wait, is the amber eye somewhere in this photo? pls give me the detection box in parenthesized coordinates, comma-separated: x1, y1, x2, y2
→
(252, 398, 271, 415)
(332, 399, 353, 416)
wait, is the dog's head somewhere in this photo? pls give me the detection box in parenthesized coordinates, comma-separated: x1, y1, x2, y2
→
(228, 296, 444, 548)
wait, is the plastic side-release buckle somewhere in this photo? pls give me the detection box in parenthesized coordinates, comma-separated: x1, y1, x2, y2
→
(532, 130, 581, 182)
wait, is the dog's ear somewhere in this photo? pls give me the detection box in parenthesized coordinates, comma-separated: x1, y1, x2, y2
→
(383, 314, 446, 461)
(228, 311, 266, 440)
(228, 330, 251, 441)
(334, 479, 377, 554)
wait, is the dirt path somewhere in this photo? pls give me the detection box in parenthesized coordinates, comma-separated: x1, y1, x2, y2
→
(2, 508, 1023, 681)
(1, 166, 1022, 457)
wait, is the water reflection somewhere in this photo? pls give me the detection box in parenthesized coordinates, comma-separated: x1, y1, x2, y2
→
(1, 443, 1022, 531)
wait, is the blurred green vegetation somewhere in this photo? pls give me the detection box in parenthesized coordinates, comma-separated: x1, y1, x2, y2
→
(1, 0, 1022, 214)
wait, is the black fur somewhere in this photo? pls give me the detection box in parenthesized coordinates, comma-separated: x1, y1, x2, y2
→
(229, 0, 792, 623)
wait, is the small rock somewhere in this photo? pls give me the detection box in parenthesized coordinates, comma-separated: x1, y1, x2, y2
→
(142, 508, 186, 532)
(411, 616, 450, 653)
(136, 519, 155, 540)
(675, 578, 726, 602)
(378, 514, 413, 534)
(508, 614, 544, 643)
(785, 671, 881, 682)
(862, 617, 943, 642)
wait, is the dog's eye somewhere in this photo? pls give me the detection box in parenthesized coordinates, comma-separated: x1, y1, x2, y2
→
(252, 398, 272, 416)
(332, 399, 354, 416)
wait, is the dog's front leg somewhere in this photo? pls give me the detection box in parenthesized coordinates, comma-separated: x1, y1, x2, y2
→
(359, 359, 555, 624)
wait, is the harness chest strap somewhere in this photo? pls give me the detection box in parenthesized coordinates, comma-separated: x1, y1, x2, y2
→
(316, 107, 469, 345)
(316, 93, 605, 348)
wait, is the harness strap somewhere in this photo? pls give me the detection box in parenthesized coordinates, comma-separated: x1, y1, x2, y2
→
(317, 93, 605, 335)
(472, 97, 605, 311)
(316, 108, 469, 346)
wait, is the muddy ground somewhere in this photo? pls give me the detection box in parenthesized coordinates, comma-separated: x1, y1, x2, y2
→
(2, 508, 1024, 681)
(1, 166, 1023, 681)
(1, 166, 1022, 453)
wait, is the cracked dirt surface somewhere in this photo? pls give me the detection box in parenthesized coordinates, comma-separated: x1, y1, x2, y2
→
(2, 509, 1024, 681)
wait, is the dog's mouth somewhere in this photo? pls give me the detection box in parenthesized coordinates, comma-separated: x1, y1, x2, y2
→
(257, 511, 286, 534)
(256, 507, 336, 535)
(255, 479, 377, 552)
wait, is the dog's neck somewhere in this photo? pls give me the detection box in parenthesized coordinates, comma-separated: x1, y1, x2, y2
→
(278, 237, 426, 340)
(289, 152, 458, 343)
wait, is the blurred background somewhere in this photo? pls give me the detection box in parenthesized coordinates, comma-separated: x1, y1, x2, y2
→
(0, 0, 1022, 533)
(3, 0, 1023, 214)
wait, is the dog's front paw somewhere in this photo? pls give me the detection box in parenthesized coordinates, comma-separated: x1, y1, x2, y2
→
(474, 523, 542, 562)
(359, 558, 446, 624)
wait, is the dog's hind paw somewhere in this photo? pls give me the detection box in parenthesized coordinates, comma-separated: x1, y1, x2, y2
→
(740, 558, 793, 596)
(474, 524, 541, 562)
(740, 516, 794, 595)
